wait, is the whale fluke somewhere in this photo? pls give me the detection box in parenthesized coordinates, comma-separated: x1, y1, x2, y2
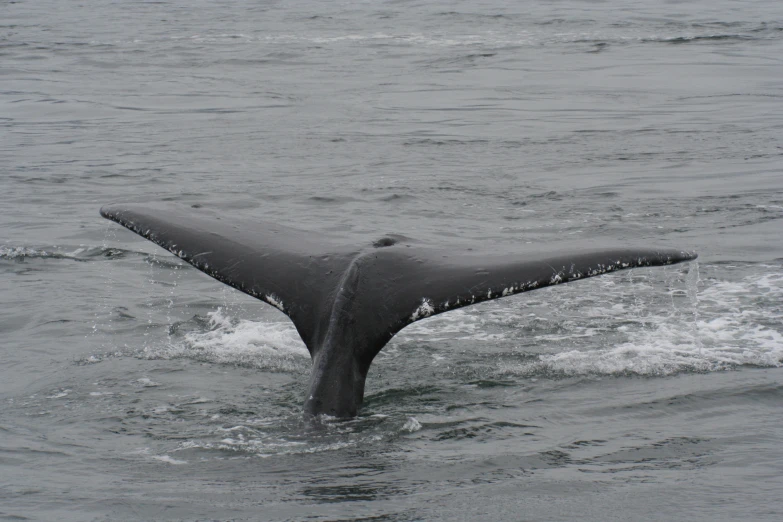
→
(100, 204, 697, 417)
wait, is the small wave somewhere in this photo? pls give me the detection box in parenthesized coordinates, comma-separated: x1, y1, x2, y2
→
(586, 42, 610, 53)
(0, 245, 138, 261)
(0, 246, 70, 260)
(140, 309, 309, 372)
(306, 195, 357, 204)
(170, 414, 397, 458)
(403, 138, 490, 147)
(557, 28, 770, 49)
(377, 193, 416, 203)
(644, 34, 757, 44)
(262, 32, 530, 48)
(0, 245, 117, 261)
(176, 434, 358, 458)
(151, 455, 187, 465)
(422, 52, 498, 68)
(435, 12, 509, 20)
(426, 417, 537, 442)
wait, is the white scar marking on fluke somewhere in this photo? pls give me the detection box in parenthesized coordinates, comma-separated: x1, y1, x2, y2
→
(411, 298, 435, 321)
(265, 294, 285, 312)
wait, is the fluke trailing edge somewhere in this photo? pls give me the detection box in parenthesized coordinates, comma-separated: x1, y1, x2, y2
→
(100, 204, 697, 418)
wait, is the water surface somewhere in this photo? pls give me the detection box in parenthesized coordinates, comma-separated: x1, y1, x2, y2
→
(2, 1, 783, 520)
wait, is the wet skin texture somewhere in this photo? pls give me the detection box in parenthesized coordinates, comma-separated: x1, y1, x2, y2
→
(101, 204, 696, 418)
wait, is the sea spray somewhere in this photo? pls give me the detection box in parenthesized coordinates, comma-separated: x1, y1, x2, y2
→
(686, 261, 702, 356)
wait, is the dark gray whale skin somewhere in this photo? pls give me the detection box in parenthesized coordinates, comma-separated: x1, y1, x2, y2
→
(100, 204, 697, 418)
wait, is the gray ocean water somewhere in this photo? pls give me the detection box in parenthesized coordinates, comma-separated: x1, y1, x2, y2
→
(2, 0, 783, 520)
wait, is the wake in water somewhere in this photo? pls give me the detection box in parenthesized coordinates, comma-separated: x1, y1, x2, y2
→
(128, 262, 782, 379)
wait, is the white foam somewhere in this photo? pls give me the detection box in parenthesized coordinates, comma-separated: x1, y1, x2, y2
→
(498, 270, 783, 377)
(392, 266, 782, 378)
(400, 308, 485, 339)
(176, 436, 354, 458)
(0, 246, 57, 259)
(512, 327, 781, 377)
(151, 455, 188, 465)
(141, 309, 308, 371)
(139, 268, 781, 379)
(402, 417, 422, 432)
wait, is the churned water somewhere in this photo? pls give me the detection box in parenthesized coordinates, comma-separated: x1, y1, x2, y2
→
(2, 1, 782, 520)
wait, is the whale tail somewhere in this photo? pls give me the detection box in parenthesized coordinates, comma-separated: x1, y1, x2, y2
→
(101, 204, 696, 416)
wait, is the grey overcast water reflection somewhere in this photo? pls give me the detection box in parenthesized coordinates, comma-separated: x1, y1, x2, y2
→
(2, 0, 783, 520)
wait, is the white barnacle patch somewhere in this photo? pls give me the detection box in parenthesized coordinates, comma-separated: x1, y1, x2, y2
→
(550, 273, 563, 284)
(410, 298, 435, 321)
(265, 294, 285, 312)
(487, 289, 492, 299)
(502, 287, 511, 296)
